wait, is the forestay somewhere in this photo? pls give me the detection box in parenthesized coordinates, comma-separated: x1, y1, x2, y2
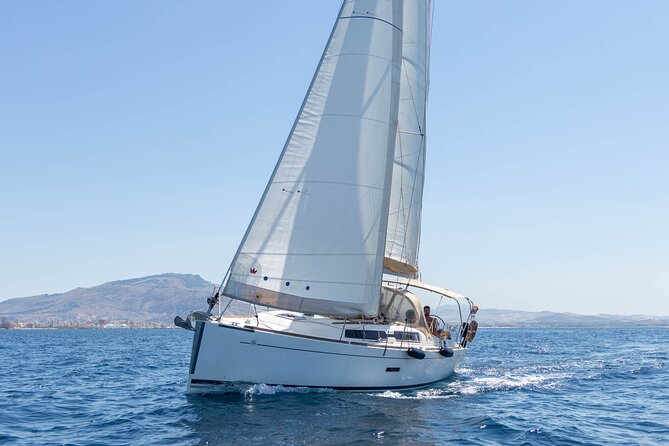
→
(384, 0, 431, 278)
(223, 0, 404, 317)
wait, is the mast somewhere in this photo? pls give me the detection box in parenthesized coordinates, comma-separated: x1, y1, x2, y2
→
(384, 0, 431, 278)
(222, 0, 404, 317)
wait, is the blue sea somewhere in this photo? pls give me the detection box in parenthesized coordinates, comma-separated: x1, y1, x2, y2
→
(1, 327, 667, 445)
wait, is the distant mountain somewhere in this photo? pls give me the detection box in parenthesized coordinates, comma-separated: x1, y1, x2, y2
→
(2, 274, 667, 327)
(475, 308, 669, 328)
(0, 273, 248, 324)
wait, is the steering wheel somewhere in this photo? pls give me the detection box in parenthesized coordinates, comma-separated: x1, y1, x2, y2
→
(430, 314, 446, 333)
(432, 315, 446, 332)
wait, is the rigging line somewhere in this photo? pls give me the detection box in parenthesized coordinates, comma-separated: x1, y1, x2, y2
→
(394, 148, 422, 159)
(386, 115, 402, 256)
(428, 0, 434, 90)
(399, 136, 424, 262)
(388, 203, 419, 215)
(401, 58, 423, 134)
(397, 130, 424, 136)
(394, 105, 414, 259)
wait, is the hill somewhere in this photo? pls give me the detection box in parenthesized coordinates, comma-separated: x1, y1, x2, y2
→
(475, 308, 669, 328)
(0, 273, 246, 325)
(1, 274, 667, 327)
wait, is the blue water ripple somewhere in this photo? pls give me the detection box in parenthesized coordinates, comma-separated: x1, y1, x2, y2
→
(1, 327, 668, 445)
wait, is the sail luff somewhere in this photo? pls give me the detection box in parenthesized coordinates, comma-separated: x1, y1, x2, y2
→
(220, 0, 348, 292)
(384, 0, 431, 278)
(415, 0, 433, 266)
(223, 0, 405, 317)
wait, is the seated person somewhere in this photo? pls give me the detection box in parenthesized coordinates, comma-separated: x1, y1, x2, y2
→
(423, 306, 438, 335)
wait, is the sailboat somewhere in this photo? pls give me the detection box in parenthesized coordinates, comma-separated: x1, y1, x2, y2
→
(177, 0, 478, 393)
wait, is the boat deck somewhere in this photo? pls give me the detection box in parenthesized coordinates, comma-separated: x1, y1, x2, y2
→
(214, 310, 457, 351)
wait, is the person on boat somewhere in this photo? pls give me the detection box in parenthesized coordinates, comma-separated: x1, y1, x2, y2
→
(423, 306, 438, 335)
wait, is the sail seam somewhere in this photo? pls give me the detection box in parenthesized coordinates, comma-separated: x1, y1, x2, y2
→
(272, 180, 384, 191)
(339, 15, 402, 33)
(231, 279, 377, 286)
(240, 252, 376, 257)
(238, 277, 377, 285)
(298, 113, 391, 127)
(323, 52, 396, 63)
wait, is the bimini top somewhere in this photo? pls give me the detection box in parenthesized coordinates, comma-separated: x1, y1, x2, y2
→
(382, 278, 465, 300)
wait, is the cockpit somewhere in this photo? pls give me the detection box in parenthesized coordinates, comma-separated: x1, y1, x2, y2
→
(379, 285, 431, 337)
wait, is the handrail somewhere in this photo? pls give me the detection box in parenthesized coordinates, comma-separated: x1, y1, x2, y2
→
(382, 278, 472, 346)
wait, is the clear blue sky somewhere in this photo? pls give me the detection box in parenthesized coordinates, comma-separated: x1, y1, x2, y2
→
(1, 1, 667, 315)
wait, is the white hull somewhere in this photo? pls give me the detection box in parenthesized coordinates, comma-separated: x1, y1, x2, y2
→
(186, 313, 466, 394)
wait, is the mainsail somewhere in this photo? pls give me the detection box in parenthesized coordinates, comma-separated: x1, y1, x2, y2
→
(384, 0, 431, 278)
(223, 0, 404, 317)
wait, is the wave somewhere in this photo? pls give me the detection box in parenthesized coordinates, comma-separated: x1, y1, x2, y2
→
(369, 372, 561, 400)
(242, 383, 335, 396)
(370, 389, 457, 400)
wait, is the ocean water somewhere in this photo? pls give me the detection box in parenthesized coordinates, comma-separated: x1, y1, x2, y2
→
(1, 328, 667, 445)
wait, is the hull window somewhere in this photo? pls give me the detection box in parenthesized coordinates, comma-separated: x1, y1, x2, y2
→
(344, 329, 388, 340)
(392, 331, 420, 341)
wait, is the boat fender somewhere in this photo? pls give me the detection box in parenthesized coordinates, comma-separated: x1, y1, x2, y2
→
(439, 347, 454, 357)
(464, 320, 478, 342)
(407, 347, 425, 360)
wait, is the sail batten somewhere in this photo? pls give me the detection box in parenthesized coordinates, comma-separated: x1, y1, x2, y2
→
(223, 0, 405, 317)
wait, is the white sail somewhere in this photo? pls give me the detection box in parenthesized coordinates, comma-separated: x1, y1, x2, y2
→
(384, 0, 431, 277)
(223, 0, 404, 317)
